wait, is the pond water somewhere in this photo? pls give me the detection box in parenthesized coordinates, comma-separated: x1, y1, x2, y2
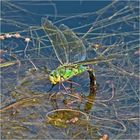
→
(1, 1, 139, 140)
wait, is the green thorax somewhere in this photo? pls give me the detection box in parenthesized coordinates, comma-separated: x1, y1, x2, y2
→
(49, 64, 87, 84)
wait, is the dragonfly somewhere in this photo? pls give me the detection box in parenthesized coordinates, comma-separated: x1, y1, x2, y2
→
(42, 19, 118, 87)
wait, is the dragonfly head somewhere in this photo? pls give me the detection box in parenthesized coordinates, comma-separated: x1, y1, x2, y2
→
(49, 70, 61, 85)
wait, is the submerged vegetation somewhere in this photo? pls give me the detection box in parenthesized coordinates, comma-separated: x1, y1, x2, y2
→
(0, 1, 139, 139)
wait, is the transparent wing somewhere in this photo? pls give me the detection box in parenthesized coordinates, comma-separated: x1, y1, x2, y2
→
(42, 18, 69, 64)
(74, 54, 126, 65)
(59, 24, 86, 63)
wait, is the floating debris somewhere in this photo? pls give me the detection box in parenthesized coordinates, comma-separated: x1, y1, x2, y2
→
(0, 61, 17, 68)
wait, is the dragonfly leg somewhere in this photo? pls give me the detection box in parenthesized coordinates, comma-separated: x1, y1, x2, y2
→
(66, 80, 75, 94)
(66, 80, 81, 87)
(61, 83, 70, 94)
(47, 84, 55, 93)
(59, 82, 61, 91)
(65, 80, 82, 94)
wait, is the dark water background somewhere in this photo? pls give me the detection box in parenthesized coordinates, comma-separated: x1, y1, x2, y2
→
(1, 1, 139, 140)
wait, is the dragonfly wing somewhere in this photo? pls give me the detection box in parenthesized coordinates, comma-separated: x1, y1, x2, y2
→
(42, 18, 68, 64)
(74, 54, 126, 65)
(59, 24, 86, 63)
